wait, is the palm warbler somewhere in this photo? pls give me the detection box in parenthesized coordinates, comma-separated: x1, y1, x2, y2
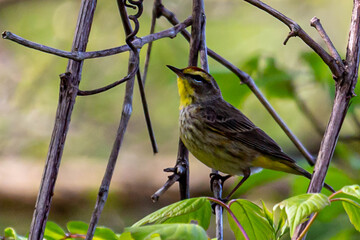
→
(167, 65, 333, 196)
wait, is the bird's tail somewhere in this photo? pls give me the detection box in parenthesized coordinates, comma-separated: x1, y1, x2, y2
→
(292, 165, 335, 193)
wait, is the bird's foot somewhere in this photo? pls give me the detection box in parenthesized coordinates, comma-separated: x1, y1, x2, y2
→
(209, 173, 231, 192)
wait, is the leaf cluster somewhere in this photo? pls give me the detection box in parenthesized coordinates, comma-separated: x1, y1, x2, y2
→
(2, 185, 359, 240)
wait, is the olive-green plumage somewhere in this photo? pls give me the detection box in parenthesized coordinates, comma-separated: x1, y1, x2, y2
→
(167, 65, 333, 192)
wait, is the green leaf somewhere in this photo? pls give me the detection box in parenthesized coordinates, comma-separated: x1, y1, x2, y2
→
(257, 57, 295, 99)
(273, 193, 330, 237)
(261, 200, 274, 228)
(118, 232, 135, 240)
(94, 227, 118, 240)
(349, 82, 360, 112)
(337, 198, 360, 231)
(212, 71, 251, 108)
(275, 210, 288, 239)
(4, 228, 17, 239)
(67, 221, 118, 240)
(44, 222, 66, 240)
(228, 199, 274, 240)
(125, 224, 208, 240)
(132, 197, 211, 230)
(241, 54, 261, 76)
(4, 228, 26, 240)
(67, 221, 88, 235)
(301, 52, 332, 85)
(341, 185, 360, 199)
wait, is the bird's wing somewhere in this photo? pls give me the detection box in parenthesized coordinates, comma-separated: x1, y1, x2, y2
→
(199, 101, 295, 163)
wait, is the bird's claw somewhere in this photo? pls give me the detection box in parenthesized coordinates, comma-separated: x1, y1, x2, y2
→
(209, 173, 231, 192)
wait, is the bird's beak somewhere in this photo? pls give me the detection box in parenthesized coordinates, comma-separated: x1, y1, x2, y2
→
(167, 65, 184, 77)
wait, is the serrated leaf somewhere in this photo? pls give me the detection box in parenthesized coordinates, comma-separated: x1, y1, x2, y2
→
(125, 224, 208, 240)
(273, 193, 330, 237)
(341, 185, 360, 199)
(67, 221, 88, 235)
(44, 221, 66, 240)
(228, 199, 274, 240)
(93, 227, 118, 240)
(132, 197, 211, 230)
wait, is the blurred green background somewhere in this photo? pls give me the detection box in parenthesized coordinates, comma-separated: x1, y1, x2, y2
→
(0, 0, 359, 239)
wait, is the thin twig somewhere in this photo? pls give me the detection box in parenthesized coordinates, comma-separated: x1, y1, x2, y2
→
(28, 1, 97, 239)
(244, 0, 344, 79)
(151, 171, 180, 202)
(136, 70, 158, 153)
(76, 17, 190, 96)
(85, 1, 140, 239)
(296, 212, 319, 240)
(310, 17, 343, 67)
(77, 67, 137, 96)
(159, 5, 316, 165)
(142, 0, 161, 84)
(152, 147, 189, 202)
(2, 18, 192, 61)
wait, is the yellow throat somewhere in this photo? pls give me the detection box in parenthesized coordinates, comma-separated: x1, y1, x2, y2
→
(177, 77, 194, 109)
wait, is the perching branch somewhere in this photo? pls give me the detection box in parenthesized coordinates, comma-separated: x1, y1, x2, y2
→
(194, 0, 224, 239)
(28, 1, 98, 240)
(158, 4, 316, 165)
(244, 0, 344, 79)
(2, 17, 192, 61)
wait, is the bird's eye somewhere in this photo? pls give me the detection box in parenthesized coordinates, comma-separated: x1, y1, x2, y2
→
(192, 75, 205, 83)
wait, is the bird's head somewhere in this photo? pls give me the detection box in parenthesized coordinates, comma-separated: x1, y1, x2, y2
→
(167, 65, 221, 109)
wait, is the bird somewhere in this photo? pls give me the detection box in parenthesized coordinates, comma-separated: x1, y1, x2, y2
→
(167, 65, 334, 199)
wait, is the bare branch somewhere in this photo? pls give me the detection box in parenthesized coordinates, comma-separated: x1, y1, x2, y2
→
(2, 31, 82, 60)
(142, 0, 162, 84)
(310, 17, 344, 66)
(2, 17, 192, 61)
(85, 1, 140, 239)
(77, 65, 137, 96)
(294, 0, 360, 238)
(308, 0, 360, 194)
(244, 0, 344, 79)
(159, 6, 316, 165)
(151, 170, 180, 202)
(136, 70, 158, 154)
(28, 1, 98, 239)
(195, 0, 224, 238)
